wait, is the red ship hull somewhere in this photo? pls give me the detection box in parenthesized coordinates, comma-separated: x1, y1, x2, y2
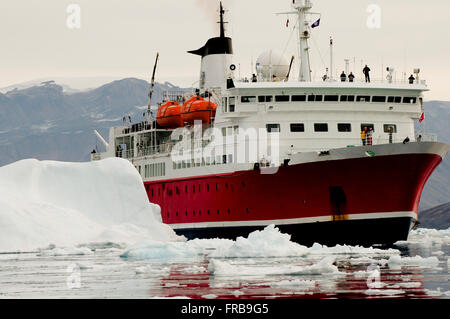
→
(144, 144, 445, 245)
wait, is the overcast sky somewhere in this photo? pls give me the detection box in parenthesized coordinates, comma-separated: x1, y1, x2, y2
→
(0, 0, 449, 100)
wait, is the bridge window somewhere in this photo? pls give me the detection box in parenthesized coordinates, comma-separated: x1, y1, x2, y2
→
(308, 94, 323, 102)
(324, 95, 339, 102)
(275, 95, 290, 102)
(340, 95, 355, 102)
(372, 96, 386, 103)
(314, 123, 328, 132)
(258, 95, 273, 102)
(356, 96, 370, 102)
(290, 123, 305, 132)
(292, 95, 306, 101)
(388, 96, 402, 103)
(403, 97, 417, 104)
(241, 96, 256, 103)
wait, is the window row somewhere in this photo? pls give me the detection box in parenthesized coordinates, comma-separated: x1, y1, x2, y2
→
(267, 123, 398, 133)
(238, 95, 417, 104)
(147, 180, 246, 198)
(173, 154, 234, 169)
(144, 162, 165, 178)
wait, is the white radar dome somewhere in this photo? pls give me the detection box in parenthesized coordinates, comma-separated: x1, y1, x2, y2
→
(256, 50, 290, 81)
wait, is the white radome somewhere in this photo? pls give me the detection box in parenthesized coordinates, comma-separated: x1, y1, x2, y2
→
(256, 50, 290, 81)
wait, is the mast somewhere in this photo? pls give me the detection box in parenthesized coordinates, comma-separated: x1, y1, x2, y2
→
(147, 52, 159, 123)
(293, 0, 312, 82)
(219, 2, 225, 38)
(329, 37, 333, 80)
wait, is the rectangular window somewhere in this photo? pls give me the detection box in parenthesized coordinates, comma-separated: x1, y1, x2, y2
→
(361, 124, 375, 132)
(292, 95, 306, 102)
(388, 96, 402, 103)
(372, 96, 386, 103)
(275, 95, 290, 102)
(308, 94, 323, 102)
(222, 97, 228, 112)
(384, 124, 397, 133)
(229, 96, 235, 112)
(241, 96, 256, 103)
(403, 97, 417, 104)
(356, 96, 370, 102)
(258, 95, 273, 102)
(314, 123, 328, 132)
(266, 123, 280, 133)
(290, 123, 305, 132)
(337, 123, 352, 132)
(324, 95, 339, 102)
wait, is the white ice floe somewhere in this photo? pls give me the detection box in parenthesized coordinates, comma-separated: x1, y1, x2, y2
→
(387, 282, 422, 289)
(269, 279, 316, 289)
(208, 256, 340, 277)
(365, 289, 405, 296)
(230, 290, 245, 297)
(387, 255, 440, 269)
(0, 158, 179, 252)
(37, 246, 94, 256)
(396, 227, 450, 248)
(135, 265, 171, 275)
(121, 240, 201, 260)
(308, 243, 399, 256)
(424, 288, 450, 297)
(181, 265, 208, 274)
(207, 225, 310, 258)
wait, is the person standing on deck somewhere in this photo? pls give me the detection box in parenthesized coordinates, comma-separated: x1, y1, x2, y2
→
(367, 128, 373, 145)
(361, 127, 367, 146)
(348, 72, 355, 82)
(363, 65, 371, 83)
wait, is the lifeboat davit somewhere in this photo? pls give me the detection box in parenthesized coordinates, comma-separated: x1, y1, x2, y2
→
(156, 101, 183, 128)
(181, 96, 217, 125)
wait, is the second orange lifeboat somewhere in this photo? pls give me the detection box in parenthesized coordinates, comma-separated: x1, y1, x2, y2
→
(181, 96, 217, 125)
(156, 101, 183, 128)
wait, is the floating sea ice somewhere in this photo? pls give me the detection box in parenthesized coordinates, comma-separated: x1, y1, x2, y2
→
(121, 240, 200, 260)
(208, 256, 340, 277)
(308, 243, 399, 256)
(37, 246, 94, 256)
(208, 224, 310, 258)
(181, 265, 208, 274)
(387, 255, 440, 269)
(365, 289, 405, 296)
(269, 279, 317, 290)
(230, 290, 245, 297)
(135, 265, 171, 275)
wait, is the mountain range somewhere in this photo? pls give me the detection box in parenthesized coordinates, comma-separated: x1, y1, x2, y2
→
(0, 78, 448, 211)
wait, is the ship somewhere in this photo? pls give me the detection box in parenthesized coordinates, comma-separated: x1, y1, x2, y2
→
(92, 1, 449, 246)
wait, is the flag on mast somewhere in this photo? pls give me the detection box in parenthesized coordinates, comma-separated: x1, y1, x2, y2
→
(419, 112, 424, 123)
(311, 18, 320, 28)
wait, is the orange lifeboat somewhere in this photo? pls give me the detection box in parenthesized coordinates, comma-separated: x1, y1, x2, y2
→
(156, 101, 183, 128)
(181, 96, 217, 125)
